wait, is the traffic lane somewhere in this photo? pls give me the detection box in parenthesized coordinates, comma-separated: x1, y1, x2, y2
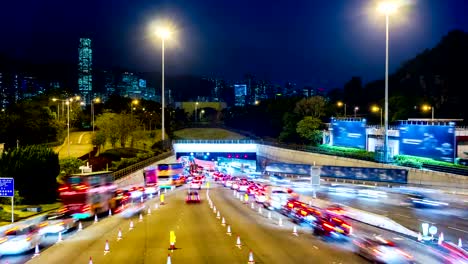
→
(3, 217, 98, 264)
(26, 191, 176, 264)
(210, 186, 364, 264)
(302, 190, 468, 243)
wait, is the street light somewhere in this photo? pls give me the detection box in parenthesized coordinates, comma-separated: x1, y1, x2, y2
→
(354, 106, 359, 118)
(156, 26, 172, 143)
(422, 104, 434, 120)
(91, 98, 101, 133)
(65, 96, 81, 157)
(337, 101, 347, 117)
(131, 99, 139, 113)
(195, 102, 199, 122)
(371, 105, 383, 127)
(378, 1, 400, 162)
(200, 109, 205, 121)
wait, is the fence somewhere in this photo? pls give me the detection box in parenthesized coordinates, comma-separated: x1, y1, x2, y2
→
(112, 151, 174, 180)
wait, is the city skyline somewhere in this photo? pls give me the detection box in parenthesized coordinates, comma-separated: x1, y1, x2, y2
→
(1, 0, 468, 90)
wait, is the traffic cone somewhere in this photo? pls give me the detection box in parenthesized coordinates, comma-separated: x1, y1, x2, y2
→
(438, 232, 444, 245)
(248, 250, 255, 264)
(32, 244, 40, 258)
(129, 220, 134, 230)
(221, 217, 226, 226)
(57, 231, 63, 243)
(216, 211, 221, 219)
(164, 188, 167, 194)
(308, 200, 312, 206)
(166, 254, 172, 264)
(251, 202, 255, 209)
(104, 239, 110, 255)
(139, 213, 143, 222)
(154, 203, 159, 210)
(213, 206, 217, 213)
(239, 195, 243, 201)
(94, 214, 98, 223)
(233, 190, 236, 196)
(417, 232, 422, 241)
(140, 196, 144, 203)
(117, 228, 122, 241)
(108, 209, 112, 216)
(236, 235, 242, 249)
(89, 256, 93, 264)
(292, 226, 298, 236)
(258, 207, 262, 215)
(278, 217, 283, 226)
(78, 221, 83, 231)
(458, 238, 463, 248)
(227, 225, 232, 236)
(148, 207, 152, 215)
(209, 202, 213, 209)
(268, 212, 272, 219)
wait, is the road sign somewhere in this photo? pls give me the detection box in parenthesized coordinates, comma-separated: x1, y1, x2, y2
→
(310, 166, 321, 186)
(429, 226, 438, 236)
(0, 178, 14, 197)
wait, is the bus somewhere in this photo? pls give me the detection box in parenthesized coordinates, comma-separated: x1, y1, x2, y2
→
(58, 171, 118, 219)
(143, 166, 159, 195)
(156, 163, 184, 189)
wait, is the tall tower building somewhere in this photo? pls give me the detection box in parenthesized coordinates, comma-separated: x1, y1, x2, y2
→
(78, 38, 93, 105)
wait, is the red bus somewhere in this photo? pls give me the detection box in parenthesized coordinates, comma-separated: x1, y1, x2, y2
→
(58, 171, 118, 219)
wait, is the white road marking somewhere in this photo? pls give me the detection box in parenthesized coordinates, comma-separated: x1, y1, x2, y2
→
(393, 237, 404, 240)
(372, 208, 388, 213)
(394, 214, 411, 219)
(418, 219, 435, 225)
(313, 245, 319, 250)
(448, 226, 468, 234)
(78, 132, 86, 144)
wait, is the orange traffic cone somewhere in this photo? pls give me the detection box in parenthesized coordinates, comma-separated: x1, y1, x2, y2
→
(213, 206, 217, 213)
(236, 235, 242, 249)
(227, 225, 232, 236)
(89, 256, 93, 264)
(32, 244, 40, 258)
(129, 220, 134, 230)
(216, 211, 221, 219)
(292, 226, 298, 236)
(104, 240, 110, 255)
(117, 228, 122, 241)
(221, 217, 226, 226)
(166, 254, 172, 264)
(248, 250, 255, 264)
(139, 213, 143, 222)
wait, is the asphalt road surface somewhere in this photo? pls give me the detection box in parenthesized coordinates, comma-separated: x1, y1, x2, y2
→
(20, 183, 447, 264)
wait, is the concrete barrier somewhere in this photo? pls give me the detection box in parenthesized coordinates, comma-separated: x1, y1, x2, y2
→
(257, 144, 468, 191)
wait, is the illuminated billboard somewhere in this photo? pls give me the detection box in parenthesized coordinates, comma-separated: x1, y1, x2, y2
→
(331, 119, 367, 149)
(399, 124, 455, 162)
(320, 166, 408, 184)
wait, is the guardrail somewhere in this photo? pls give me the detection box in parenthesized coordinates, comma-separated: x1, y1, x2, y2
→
(173, 139, 258, 144)
(422, 163, 468, 176)
(112, 151, 173, 180)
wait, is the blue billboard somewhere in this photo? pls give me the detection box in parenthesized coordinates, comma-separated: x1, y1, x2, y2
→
(399, 124, 455, 163)
(320, 166, 408, 184)
(331, 119, 367, 149)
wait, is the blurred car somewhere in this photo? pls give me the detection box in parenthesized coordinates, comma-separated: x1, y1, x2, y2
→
(280, 199, 308, 217)
(325, 204, 347, 216)
(38, 210, 78, 235)
(291, 206, 322, 226)
(0, 224, 42, 255)
(313, 214, 352, 239)
(186, 190, 201, 203)
(190, 179, 202, 190)
(254, 191, 267, 203)
(269, 174, 290, 184)
(354, 236, 413, 263)
(238, 181, 249, 192)
(405, 193, 449, 208)
(433, 241, 468, 264)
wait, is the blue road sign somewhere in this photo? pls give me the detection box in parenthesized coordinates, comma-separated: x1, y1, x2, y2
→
(0, 178, 14, 197)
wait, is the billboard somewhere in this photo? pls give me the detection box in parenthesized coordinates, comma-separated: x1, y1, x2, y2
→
(320, 166, 408, 184)
(265, 163, 312, 176)
(399, 124, 455, 162)
(156, 163, 184, 177)
(331, 119, 367, 149)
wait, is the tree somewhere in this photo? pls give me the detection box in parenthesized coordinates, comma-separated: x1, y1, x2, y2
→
(294, 96, 327, 119)
(95, 112, 120, 148)
(58, 157, 84, 184)
(119, 113, 139, 147)
(0, 145, 59, 204)
(296, 116, 323, 145)
(92, 131, 106, 154)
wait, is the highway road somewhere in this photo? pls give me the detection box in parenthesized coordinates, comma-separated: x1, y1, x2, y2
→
(295, 184, 468, 244)
(21, 183, 447, 264)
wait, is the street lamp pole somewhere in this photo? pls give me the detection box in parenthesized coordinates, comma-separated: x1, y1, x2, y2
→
(380, 108, 383, 127)
(384, 13, 390, 163)
(91, 101, 94, 133)
(431, 107, 434, 120)
(161, 37, 165, 142)
(195, 102, 198, 122)
(67, 99, 70, 157)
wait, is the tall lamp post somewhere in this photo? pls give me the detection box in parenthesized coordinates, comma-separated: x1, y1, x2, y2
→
(354, 106, 359, 118)
(422, 104, 434, 120)
(195, 102, 199, 122)
(91, 98, 101, 133)
(156, 27, 172, 143)
(378, 1, 399, 162)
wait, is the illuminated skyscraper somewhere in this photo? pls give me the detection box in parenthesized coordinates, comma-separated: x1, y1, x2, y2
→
(78, 38, 93, 105)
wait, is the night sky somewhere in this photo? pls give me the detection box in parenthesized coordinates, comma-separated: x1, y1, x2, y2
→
(1, 0, 467, 89)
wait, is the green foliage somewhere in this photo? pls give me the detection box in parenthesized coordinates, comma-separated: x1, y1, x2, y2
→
(394, 155, 468, 169)
(100, 149, 122, 161)
(0, 145, 59, 204)
(294, 96, 327, 119)
(296, 116, 322, 144)
(0, 190, 24, 205)
(92, 131, 106, 151)
(314, 145, 375, 161)
(58, 158, 84, 183)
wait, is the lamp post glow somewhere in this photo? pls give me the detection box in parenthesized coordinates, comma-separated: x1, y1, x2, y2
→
(337, 101, 347, 117)
(371, 105, 383, 127)
(195, 102, 199, 122)
(156, 27, 172, 143)
(422, 105, 434, 120)
(378, 1, 399, 162)
(91, 98, 100, 133)
(354, 106, 359, 118)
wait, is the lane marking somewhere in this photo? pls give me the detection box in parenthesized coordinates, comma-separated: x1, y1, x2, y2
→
(394, 214, 411, 219)
(393, 237, 404, 240)
(78, 132, 86, 144)
(313, 245, 319, 250)
(448, 226, 468, 234)
(418, 219, 435, 225)
(372, 208, 388, 213)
